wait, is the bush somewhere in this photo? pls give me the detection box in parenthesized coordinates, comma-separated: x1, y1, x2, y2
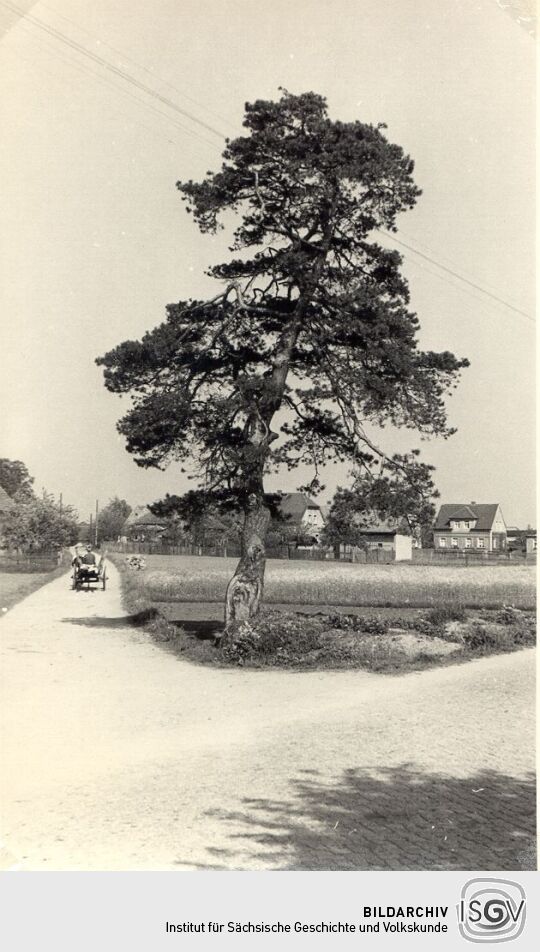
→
(325, 613, 389, 635)
(425, 605, 466, 627)
(1, 495, 78, 552)
(462, 623, 514, 652)
(224, 612, 327, 665)
(496, 605, 529, 626)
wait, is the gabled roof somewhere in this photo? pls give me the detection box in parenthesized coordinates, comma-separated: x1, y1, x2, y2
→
(435, 504, 501, 532)
(278, 493, 322, 522)
(125, 505, 167, 527)
(359, 518, 408, 535)
(0, 485, 15, 512)
(445, 505, 478, 521)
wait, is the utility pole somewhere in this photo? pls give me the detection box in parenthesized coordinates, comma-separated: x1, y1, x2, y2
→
(89, 513, 93, 544)
(95, 500, 99, 546)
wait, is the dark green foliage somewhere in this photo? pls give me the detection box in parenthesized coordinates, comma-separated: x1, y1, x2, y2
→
(97, 90, 468, 512)
(496, 605, 530, 626)
(323, 455, 438, 547)
(97, 496, 132, 541)
(462, 623, 510, 651)
(425, 605, 467, 627)
(325, 612, 389, 635)
(0, 459, 35, 501)
(222, 609, 534, 668)
(224, 612, 327, 665)
(222, 611, 407, 669)
(150, 488, 299, 547)
(2, 493, 79, 552)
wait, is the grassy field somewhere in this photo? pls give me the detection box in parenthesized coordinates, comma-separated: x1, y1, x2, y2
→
(114, 553, 536, 610)
(112, 555, 535, 673)
(0, 571, 59, 616)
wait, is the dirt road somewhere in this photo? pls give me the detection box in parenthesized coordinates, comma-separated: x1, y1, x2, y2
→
(0, 564, 535, 870)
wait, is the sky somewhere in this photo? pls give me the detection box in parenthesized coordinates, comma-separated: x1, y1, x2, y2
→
(0, 0, 535, 526)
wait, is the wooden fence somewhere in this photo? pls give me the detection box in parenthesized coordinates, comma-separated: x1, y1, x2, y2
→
(108, 542, 395, 563)
(108, 541, 535, 567)
(0, 549, 62, 573)
(411, 548, 536, 566)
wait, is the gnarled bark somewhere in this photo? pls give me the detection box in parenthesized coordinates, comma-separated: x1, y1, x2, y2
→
(224, 494, 270, 630)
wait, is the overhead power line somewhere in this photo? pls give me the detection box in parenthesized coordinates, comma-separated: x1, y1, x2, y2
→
(3, 31, 212, 158)
(380, 231, 534, 323)
(0, 0, 228, 140)
(0, 12, 218, 152)
(2, 0, 533, 326)
(35, 0, 237, 131)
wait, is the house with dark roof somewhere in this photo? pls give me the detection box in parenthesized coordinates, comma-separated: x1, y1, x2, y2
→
(433, 503, 507, 552)
(123, 505, 168, 543)
(337, 517, 413, 561)
(277, 492, 326, 543)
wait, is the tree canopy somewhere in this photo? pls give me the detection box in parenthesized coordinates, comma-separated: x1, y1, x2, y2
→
(2, 494, 78, 552)
(0, 459, 35, 501)
(97, 497, 132, 541)
(150, 489, 300, 549)
(322, 452, 438, 548)
(97, 90, 468, 623)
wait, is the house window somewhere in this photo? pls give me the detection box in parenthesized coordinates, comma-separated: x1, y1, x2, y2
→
(451, 538, 458, 548)
(465, 538, 472, 548)
(493, 537, 498, 549)
(439, 538, 446, 547)
(477, 539, 485, 549)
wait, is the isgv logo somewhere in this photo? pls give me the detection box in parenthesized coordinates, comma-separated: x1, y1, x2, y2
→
(457, 878, 526, 943)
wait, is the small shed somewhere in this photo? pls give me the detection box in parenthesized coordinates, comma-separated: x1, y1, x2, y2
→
(338, 519, 413, 562)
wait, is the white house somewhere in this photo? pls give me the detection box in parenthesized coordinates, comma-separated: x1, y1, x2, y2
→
(277, 492, 326, 542)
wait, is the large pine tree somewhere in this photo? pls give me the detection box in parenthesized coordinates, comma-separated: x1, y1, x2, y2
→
(97, 90, 468, 626)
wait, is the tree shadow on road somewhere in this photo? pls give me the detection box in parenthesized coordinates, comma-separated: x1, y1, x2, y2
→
(60, 611, 155, 628)
(183, 765, 536, 871)
(61, 613, 222, 639)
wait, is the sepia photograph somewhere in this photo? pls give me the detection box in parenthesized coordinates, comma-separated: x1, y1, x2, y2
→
(0, 0, 535, 892)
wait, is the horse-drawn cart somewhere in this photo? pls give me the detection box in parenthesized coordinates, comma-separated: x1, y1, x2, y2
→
(71, 553, 107, 591)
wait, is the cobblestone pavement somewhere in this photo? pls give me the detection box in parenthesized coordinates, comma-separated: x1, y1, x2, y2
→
(0, 564, 535, 870)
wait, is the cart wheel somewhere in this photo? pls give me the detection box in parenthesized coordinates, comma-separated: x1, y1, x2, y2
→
(102, 571, 107, 591)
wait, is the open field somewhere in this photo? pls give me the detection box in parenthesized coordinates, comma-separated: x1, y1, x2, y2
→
(111, 556, 535, 673)
(0, 571, 60, 615)
(114, 553, 536, 610)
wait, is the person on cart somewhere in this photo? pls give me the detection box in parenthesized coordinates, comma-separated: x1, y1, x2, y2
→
(72, 543, 100, 581)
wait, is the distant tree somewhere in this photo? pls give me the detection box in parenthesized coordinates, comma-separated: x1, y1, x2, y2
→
(322, 453, 438, 548)
(151, 491, 243, 547)
(0, 458, 35, 501)
(151, 489, 298, 549)
(98, 90, 468, 627)
(265, 518, 300, 550)
(97, 497, 132, 541)
(2, 494, 78, 552)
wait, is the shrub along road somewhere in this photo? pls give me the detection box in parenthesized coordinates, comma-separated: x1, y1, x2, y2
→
(0, 564, 535, 871)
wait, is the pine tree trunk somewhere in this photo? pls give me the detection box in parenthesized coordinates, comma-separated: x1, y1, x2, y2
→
(224, 494, 270, 631)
